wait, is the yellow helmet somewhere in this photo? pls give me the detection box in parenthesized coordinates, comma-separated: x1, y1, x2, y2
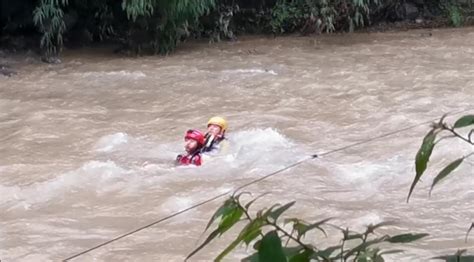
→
(207, 116, 228, 132)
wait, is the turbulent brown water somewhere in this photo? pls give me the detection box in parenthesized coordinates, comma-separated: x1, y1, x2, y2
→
(1, 28, 473, 261)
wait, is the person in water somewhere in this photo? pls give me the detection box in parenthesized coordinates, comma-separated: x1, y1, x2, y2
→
(202, 116, 228, 153)
(176, 129, 205, 166)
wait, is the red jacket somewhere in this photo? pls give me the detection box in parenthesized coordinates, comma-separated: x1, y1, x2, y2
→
(176, 152, 202, 166)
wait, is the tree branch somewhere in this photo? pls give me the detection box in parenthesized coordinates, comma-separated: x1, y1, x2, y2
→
(444, 126, 474, 145)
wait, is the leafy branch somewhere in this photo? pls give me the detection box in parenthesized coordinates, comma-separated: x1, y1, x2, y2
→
(186, 192, 428, 261)
(407, 114, 474, 201)
(407, 113, 473, 260)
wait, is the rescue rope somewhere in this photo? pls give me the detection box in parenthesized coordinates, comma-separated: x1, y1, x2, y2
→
(63, 108, 473, 261)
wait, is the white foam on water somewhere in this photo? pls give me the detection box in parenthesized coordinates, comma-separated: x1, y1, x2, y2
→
(75, 70, 146, 79)
(2, 128, 303, 214)
(148, 128, 306, 223)
(17, 254, 51, 262)
(222, 68, 278, 75)
(140, 128, 301, 174)
(227, 128, 296, 165)
(160, 196, 193, 213)
(352, 213, 384, 230)
(191, 128, 301, 182)
(2, 161, 131, 211)
(94, 132, 129, 152)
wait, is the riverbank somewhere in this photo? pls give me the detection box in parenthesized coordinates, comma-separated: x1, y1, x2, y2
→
(0, 23, 474, 77)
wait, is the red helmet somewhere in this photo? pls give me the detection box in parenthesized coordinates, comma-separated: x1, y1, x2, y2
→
(185, 129, 205, 145)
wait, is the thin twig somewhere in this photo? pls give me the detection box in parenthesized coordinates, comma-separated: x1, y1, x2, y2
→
(340, 238, 345, 262)
(269, 220, 315, 251)
(354, 232, 369, 260)
(285, 228, 296, 247)
(444, 126, 474, 145)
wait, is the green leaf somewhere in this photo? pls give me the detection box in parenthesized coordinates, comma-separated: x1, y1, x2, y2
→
(215, 217, 267, 261)
(345, 233, 364, 241)
(386, 233, 429, 243)
(243, 229, 262, 246)
(313, 244, 342, 259)
(289, 249, 313, 262)
(344, 237, 388, 259)
(284, 218, 305, 238)
(253, 239, 262, 250)
(430, 158, 464, 195)
(283, 246, 305, 257)
(189, 197, 244, 261)
(218, 206, 243, 234)
(416, 129, 437, 175)
(365, 221, 396, 235)
(289, 219, 308, 238)
(432, 250, 474, 262)
(379, 249, 404, 255)
(453, 115, 474, 129)
(242, 252, 260, 262)
(284, 218, 300, 225)
(268, 201, 296, 222)
(258, 231, 287, 262)
(245, 193, 270, 210)
(285, 217, 332, 239)
(356, 249, 382, 262)
(215, 234, 243, 261)
(433, 255, 474, 262)
(358, 256, 383, 262)
(407, 129, 437, 202)
(301, 218, 332, 237)
(186, 228, 220, 260)
(205, 198, 235, 231)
